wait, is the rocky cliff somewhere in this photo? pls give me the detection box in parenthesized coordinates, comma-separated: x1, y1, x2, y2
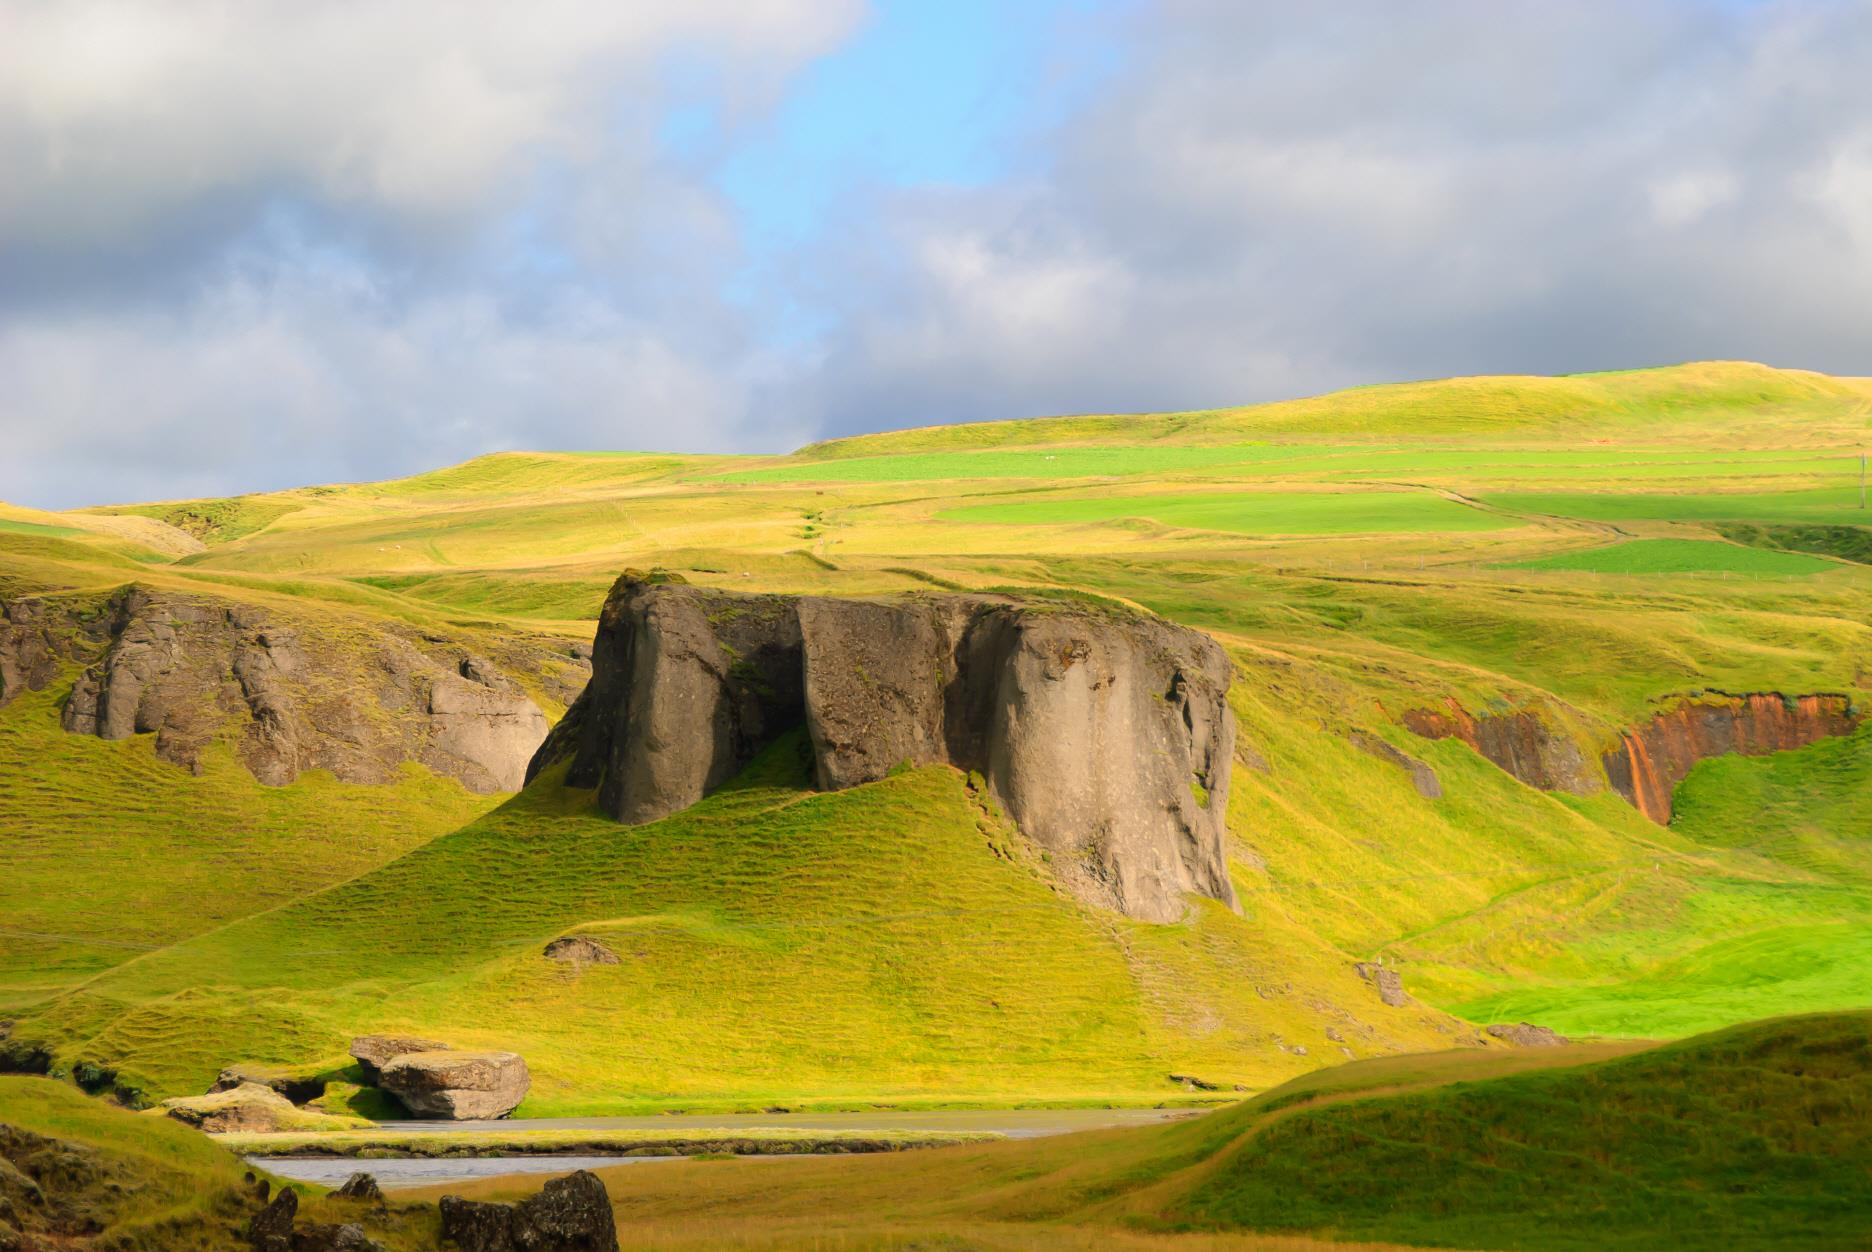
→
(1, 584, 580, 792)
(1603, 692, 1862, 823)
(530, 576, 1240, 923)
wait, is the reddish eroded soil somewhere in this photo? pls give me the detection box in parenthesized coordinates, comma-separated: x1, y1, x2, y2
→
(1400, 697, 1598, 795)
(1602, 692, 1861, 823)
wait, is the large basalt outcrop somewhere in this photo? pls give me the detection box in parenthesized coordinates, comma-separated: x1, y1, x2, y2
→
(1603, 692, 1862, 823)
(1, 585, 576, 793)
(1401, 698, 1599, 795)
(531, 577, 1239, 923)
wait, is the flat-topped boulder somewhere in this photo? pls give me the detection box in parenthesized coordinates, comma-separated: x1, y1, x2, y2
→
(348, 1034, 451, 1084)
(529, 576, 1239, 923)
(378, 1050, 530, 1120)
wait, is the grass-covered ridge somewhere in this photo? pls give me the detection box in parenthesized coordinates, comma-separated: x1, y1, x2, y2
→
(3, 358, 1870, 1119)
(412, 1011, 1867, 1250)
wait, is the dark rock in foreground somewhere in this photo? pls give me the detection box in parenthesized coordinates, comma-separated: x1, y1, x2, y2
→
(530, 576, 1240, 923)
(248, 1186, 384, 1251)
(439, 1169, 619, 1252)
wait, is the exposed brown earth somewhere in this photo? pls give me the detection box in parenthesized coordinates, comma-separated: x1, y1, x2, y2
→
(1602, 692, 1862, 823)
(1401, 698, 1599, 795)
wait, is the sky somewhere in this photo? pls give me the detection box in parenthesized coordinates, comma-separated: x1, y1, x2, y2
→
(2, 0, 1870, 508)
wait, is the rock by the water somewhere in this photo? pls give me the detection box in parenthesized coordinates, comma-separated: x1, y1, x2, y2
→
(439, 1169, 618, 1252)
(1354, 962, 1409, 1007)
(348, 1035, 451, 1084)
(543, 936, 621, 966)
(530, 577, 1239, 923)
(378, 1050, 529, 1120)
(1485, 1022, 1570, 1047)
(3, 585, 572, 793)
(160, 1083, 298, 1133)
(333, 1172, 383, 1202)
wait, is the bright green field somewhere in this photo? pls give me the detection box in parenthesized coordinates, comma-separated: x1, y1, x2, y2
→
(4, 359, 1871, 1127)
(1494, 485, 1872, 525)
(940, 489, 1512, 534)
(1503, 538, 1838, 576)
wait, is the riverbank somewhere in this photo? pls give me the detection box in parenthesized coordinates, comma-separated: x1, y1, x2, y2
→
(225, 1125, 1002, 1160)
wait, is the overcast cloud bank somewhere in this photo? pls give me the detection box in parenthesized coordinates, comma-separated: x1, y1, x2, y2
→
(2, 0, 1869, 507)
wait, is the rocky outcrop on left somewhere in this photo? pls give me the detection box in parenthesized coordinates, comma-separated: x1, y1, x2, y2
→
(1, 584, 578, 792)
(530, 576, 1240, 923)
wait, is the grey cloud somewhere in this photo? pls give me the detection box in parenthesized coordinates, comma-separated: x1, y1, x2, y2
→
(792, 0, 1872, 438)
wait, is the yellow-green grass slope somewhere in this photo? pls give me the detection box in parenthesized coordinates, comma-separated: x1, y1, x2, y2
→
(412, 1012, 1869, 1252)
(5, 359, 1871, 1113)
(0, 1074, 261, 1249)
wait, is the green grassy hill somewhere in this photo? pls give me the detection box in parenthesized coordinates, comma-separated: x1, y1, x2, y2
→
(3, 360, 1869, 1118)
(411, 1011, 1867, 1251)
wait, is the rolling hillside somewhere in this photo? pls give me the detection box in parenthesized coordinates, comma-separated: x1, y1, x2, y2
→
(2, 361, 1869, 1114)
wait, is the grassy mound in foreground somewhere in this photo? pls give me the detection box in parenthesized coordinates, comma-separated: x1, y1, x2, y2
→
(0, 1075, 257, 1249)
(1168, 1011, 1872, 1250)
(415, 1012, 1865, 1251)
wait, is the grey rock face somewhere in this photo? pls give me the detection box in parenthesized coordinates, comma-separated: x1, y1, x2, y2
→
(0, 598, 67, 705)
(8, 585, 566, 792)
(378, 1050, 529, 1120)
(438, 1169, 618, 1252)
(1354, 962, 1409, 1007)
(532, 577, 1240, 923)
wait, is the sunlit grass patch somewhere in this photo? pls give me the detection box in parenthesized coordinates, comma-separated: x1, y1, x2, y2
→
(1502, 538, 1837, 576)
(940, 490, 1510, 535)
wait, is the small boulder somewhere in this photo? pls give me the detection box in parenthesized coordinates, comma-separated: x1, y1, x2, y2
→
(348, 1035, 450, 1084)
(543, 936, 621, 967)
(1353, 962, 1409, 1007)
(333, 1173, 383, 1202)
(1485, 1022, 1570, 1047)
(439, 1169, 618, 1252)
(162, 1083, 297, 1133)
(212, 1064, 326, 1105)
(379, 1050, 529, 1120)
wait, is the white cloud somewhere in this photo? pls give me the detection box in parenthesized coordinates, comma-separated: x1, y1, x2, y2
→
(0, 0, 861, 245)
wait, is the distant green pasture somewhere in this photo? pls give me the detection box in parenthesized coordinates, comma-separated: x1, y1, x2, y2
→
(1503, 539, 1836, 577)
(0, 518, 84, 538)
(941, 490, 1512, 535)
(1492, 486, 1872, 525)
(712, 444, 1338, 483)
